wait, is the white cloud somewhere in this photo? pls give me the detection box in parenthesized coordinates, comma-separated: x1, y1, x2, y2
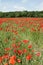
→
(0, 1, 43, 12)
(0, 5, 26, 12)
(13, 5, 26, 11)
(0, 6, 9, 12)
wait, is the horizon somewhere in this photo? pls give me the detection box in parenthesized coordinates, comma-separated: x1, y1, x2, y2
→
(0, 11, 43, 13)
(0, 0, 43, 12)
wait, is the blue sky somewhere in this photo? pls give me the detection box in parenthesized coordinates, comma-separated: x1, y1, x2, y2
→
(0, 0, 43, 12)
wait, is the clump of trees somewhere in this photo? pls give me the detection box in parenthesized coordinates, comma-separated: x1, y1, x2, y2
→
(0, 11, 43, 17)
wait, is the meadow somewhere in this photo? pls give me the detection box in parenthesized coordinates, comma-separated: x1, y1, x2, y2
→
(0, 18, 43, 65)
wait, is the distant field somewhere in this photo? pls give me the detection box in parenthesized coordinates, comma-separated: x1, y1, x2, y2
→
(0, 18, 43, 65)
(0, 18, 43, 24)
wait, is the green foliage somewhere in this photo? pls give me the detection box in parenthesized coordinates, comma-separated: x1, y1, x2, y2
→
(0, 11, 43, 17)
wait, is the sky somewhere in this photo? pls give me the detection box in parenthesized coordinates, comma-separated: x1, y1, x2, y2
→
(0, 0, 43, 12)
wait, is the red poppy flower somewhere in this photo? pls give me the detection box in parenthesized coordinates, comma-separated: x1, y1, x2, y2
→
(0, 56, 2, 63)
(10, 55, 16, 60)
(5, 48, 10, 51)
(17, 50, 23, 55)
(28, 44, 32, 49)
(0, 28, 2, 31)
(40, 24, 43, 28)
(26, 54, 32, 60)
(31, 28, 36, 32)
(23, 40, 29, 44)
(14, 49, 17, 53)
(2, 54, 9, 59)
(12, 44, 17, 48)
(9, 58, 16, 65)
(9, 55, 16, 65)
(23, 49, 27, 53)
(36, 52, 41, 57)
(17, 59, 21, 63)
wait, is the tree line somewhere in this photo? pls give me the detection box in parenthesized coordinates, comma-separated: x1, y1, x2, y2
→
(0, 11, 43, 17)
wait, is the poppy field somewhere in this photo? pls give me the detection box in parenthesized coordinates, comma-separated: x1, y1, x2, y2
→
(0, 18, 43, 65)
